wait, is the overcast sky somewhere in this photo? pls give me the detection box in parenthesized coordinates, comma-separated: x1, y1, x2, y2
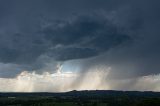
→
(0, 0, 160, 92)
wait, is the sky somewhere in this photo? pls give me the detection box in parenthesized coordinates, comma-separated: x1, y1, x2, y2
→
(0, 0, 160, 92)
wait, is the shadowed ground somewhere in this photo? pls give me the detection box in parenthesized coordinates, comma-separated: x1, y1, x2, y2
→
(0, 90, 160, 106)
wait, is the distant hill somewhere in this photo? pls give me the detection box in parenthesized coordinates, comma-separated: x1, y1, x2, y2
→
(0, 90, 160, 98)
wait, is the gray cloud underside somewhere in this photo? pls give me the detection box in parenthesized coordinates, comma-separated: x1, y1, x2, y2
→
(0, 0, 160, 80)
(0, 15, 130, 64)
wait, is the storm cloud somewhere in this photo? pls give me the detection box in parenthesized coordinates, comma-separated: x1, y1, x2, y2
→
(0, 0, 131, 77)
(43, 15, 131, 61)
(0, 0, 160, 91)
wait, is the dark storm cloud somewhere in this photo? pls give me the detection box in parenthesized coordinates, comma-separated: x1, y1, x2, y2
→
(0, 0, 132, 77)
(0, 0, 160, 81)
(43, 15, 130, 61)
(0, 13, 130, 64)
(75, 0, 160, 79)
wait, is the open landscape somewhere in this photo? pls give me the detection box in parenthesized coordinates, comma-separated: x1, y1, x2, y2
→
(0, 90, 160, 106)
(0, 0, 160, 106)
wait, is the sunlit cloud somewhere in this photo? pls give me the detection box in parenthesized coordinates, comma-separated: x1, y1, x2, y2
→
(0, 66, 111, 92)
(0, 65, 160, 92)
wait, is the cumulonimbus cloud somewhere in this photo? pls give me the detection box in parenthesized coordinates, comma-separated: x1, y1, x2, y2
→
(0, 13, 131, 77)
(0, 0, 160, 92)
